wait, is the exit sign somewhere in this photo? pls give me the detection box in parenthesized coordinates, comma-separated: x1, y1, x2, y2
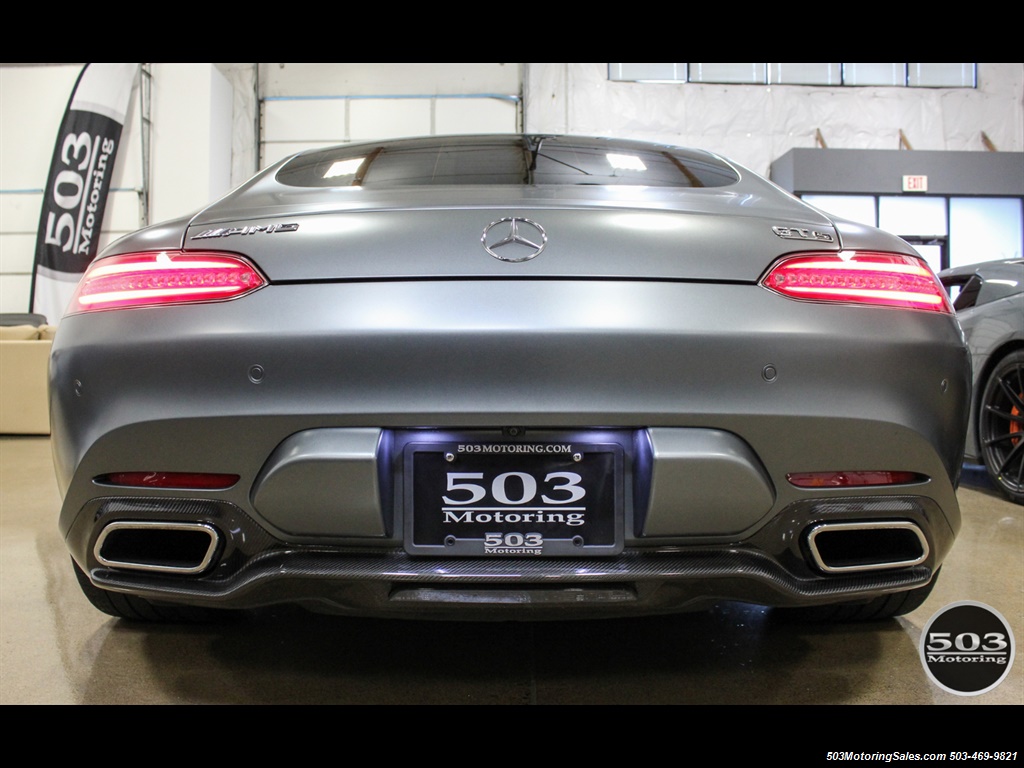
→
(903, 175, 928, 192)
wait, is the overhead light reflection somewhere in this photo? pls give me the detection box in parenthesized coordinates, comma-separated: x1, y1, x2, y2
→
(606, 153, 647, 172)
(612, 213, 686, 232)
(324, 158, 365, 180)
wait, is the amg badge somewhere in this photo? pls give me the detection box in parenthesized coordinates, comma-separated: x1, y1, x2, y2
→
(772, 225, 834, 242)
(192, 223, 299, 239)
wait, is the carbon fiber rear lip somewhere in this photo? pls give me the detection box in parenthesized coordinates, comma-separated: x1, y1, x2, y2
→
(88, 547, 934, 610)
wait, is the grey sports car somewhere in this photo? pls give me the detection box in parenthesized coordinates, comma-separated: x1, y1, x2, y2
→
(939, 258, 1024, 504)
(51, 134, 970, 622)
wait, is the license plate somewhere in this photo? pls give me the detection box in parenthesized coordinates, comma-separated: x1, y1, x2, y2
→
(404, 441, 623, 557)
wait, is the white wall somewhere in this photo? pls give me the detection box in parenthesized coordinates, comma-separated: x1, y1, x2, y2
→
(523, 63, 1024, 177)
(258, 63, 521, 167)
(149, 63, 233, 223)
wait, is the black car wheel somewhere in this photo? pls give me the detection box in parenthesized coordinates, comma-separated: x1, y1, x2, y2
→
(979, 349, 1024, 504)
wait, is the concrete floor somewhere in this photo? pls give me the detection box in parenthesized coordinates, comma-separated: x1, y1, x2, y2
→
(2, 435, 1021, 706)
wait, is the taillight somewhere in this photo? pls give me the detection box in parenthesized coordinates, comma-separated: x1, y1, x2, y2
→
(787, 471, 927, 488)
(95, 472, 240, 489)
(66, 251, 265, 314)
(761, 251, 952, 313)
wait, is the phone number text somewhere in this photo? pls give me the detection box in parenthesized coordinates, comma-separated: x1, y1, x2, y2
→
(825, 753, 1017, 762)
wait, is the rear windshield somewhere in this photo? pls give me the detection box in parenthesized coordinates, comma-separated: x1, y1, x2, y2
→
(275, 135, 740, 189)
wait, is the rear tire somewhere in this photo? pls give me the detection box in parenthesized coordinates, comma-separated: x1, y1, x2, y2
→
(72, 558, 232, 623)
(777, 569, 941, 623)
(978, 349, 1024, 505)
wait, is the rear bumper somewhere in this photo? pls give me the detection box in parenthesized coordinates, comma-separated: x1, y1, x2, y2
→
(69, 490, 947, 620)
(62, 425, 957, 619)
(51, 279, 969, 618)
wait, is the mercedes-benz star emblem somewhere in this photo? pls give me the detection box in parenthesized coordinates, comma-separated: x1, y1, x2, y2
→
(481, 217, 547, 262)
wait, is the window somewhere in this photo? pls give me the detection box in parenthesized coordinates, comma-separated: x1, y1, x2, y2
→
(949, 197, 1024, 268)
(687, 63, 767, 85)
(276, 135, 742, 189)
(769, 63, 842, 86)
(801, 195, 876, 226)
(908, 63, 976, 88)
(800, 194, 1022, 273)
(607, 63, 687, 82)
(879, 196, 947, 238)
(842, 63, 907, 87)
(608, 63, 977, 88)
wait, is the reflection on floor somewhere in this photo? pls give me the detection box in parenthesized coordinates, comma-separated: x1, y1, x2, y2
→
(1, 436, 1020, 705)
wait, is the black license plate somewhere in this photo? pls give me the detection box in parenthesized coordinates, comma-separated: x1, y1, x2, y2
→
(404, 442, 623, 556)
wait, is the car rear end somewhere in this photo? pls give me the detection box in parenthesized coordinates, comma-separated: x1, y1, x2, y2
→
(51, 136, 971, 620)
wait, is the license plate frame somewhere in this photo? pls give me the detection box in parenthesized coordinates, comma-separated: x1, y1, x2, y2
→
(403, 441, 623, 557)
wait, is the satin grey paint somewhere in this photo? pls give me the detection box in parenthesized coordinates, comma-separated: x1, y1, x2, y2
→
(641, 429, 775, 536)
(50, 135, 972, 619)
(252, 428, 386, 537)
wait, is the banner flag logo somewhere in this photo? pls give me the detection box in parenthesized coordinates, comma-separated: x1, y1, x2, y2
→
(30, 63, 140, 322)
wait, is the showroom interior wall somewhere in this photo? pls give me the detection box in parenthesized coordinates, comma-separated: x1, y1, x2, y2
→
(259, 63, 521, 167)
(1, 62, 1022, 321)
(521, 63, 1023, 176)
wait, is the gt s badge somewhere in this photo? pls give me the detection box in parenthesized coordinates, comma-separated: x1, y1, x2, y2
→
(772, 225, 834, 243)
(192, 223, 299, 239)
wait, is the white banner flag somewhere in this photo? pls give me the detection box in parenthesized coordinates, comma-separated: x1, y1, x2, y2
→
(30, 63, 140, 323)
